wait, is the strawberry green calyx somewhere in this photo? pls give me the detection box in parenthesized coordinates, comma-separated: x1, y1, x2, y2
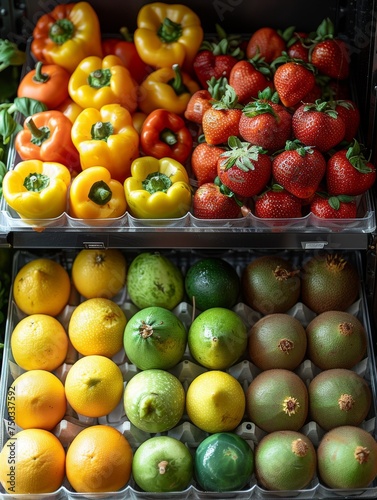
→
(283, 139, 315, 157)
(242, 87, 280, 119)
(316, 191, 355, 210)
(312, 17, 336, 42)
(219, 135, 266, 171)
(270, 51, 317, 73)
(346, 139, 374, 173)
(213, 175, 244, 206)
(211, 84, 243, 110)
(303, 99, 338, 118)
(206, 76, 228, 100)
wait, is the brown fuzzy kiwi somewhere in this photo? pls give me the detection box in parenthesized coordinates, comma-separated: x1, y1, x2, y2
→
(242, 255, 301, 314)
(246, 369, 308, 432)
(248, 313, 307, 370)
(309, 368, 372, 431)
(301, 252, 360, 314)
(255, 430, 317, 490)
(306, 310, 367, 370)
(317, 426, 377, 489)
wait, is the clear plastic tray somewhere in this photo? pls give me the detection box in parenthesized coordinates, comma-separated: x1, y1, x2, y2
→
(0, 249, 376, 499)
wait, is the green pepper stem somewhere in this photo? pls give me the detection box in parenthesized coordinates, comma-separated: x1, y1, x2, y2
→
(88, 68, 112, 89)
(25, 117, 50, 145)
(23, 172, 50, 192)
(91, 121, 114, 141)
(168, 64, 188, 96)
(49, 18, 75, 45)
(157, 17, 183, 43)
(32, 61, 50, 84)
(142, 172, 172, 194)
(160, 127, 177, 146)
(88, 180, 112, 205)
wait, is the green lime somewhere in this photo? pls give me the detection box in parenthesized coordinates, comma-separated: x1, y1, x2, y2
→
(185, 257, 240, 311)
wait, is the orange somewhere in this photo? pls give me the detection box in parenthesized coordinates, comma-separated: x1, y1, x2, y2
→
(68, 297, 127, 358)
(71, 248, 127, 299)
(0, 428, 65, 494)
(186, 370, 246, 433)
(66, 425, 133, 492)
(11, 313, 69, 371)
(13, 257, 71, 316)
(7, 369, 66, 430)
(64, 355, 124, 418)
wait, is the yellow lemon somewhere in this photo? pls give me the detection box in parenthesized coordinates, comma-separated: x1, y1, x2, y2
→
(68, 297, 127, 358)
(11, 313, 69, 371)
(64, 355, 124, 418)
(71, 248, 126, 299)
(13, 257, 71, 316)
(186, 370, 245, 433)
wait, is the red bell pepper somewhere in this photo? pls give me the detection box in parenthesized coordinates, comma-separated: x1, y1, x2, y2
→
(140, 109, 193, 164)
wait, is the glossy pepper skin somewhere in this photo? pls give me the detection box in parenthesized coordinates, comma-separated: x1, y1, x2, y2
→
(134, 2, 203, 72)
(17, 61, 70, 109)
(71, 104, 139, 183)
(14, 110, 80, 173)
(124, 156, 192, 219)
(139, 63, 199, 115)
(68, 166, 127, 219)
(68, 55, 138, 113)
(140, 109, 193, 164)
(2, 160, 71, 219)
(31, 2, 103, 74)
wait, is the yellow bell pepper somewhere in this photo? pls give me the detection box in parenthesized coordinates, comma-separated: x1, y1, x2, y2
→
(68, 55, 138, 113)
(71, 104, 139, 183)
(134, 2, 203, 72)
(124, 156, 192, 219)
(69, 166, 127, 219)
(2, 160, 71, 219)
(31, 2, 103, 74)
(139, 63, 200, 115)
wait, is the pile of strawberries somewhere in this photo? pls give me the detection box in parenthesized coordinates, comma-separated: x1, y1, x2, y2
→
(186, 19, 376, 220)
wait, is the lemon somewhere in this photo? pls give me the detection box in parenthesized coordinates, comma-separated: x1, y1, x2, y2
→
(186, 370, 245, 433)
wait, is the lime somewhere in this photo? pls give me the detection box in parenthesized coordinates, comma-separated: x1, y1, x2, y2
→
(188, 307, 247, 369)
(185, 257, 240, 311)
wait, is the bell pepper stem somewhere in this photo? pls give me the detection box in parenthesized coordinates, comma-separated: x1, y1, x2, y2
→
(157, 18, 182, 43)
(160, 128, 177, 146)
(49, 18, 75, 45)
(23, 172, 50, 192)
(25, 117, 50, 145)
(32, 61, 50, 84)
(91, 121, 114, 141)
(169, 64, 188, 96)
(88, 68, 112, 89)
(88, 180, 113, 205)
(142, 172, 173, 194)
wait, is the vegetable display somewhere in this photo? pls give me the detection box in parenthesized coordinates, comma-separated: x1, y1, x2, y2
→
(0, 1, 374, 223)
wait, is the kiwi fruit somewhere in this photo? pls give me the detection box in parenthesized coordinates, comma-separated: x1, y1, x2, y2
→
(255, 430, 317, 490)
(317, 425, 377, 489)
(308, 368, 372, 431)
(246, 369, 308, 432)
(301, 252, 360, 314)
(306, 310, 367, 370)
(248, 313, 307, 370)
(242, 255, 301, 314)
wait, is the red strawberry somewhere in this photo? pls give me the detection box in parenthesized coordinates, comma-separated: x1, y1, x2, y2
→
(238, 89, 292, 153)
(202, 85, 243, 145)
(192, 179, 242, 219)
(254, 185, 302, 218)
(292, 100, 346, 152)
(229, 58, 273, 104)
(287, 32, 310, 62)
(273, 61, 316, 108)
(184, 77, 227, 124)
(191, 143, 225, 186)
(310, 193, 357, 218)
(272, 140, 327, 199)
(217, 136, 272, 197)
(309, 18, 350, 80)
(326, 140, 376, 196)
(332, 99, 360, 142)
(246, 27, 286, 63)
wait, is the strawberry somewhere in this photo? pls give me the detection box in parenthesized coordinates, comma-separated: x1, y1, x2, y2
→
(191, 143, 225, 186)
(273, 60, 316, 108)
(217, 136, 272, 197)
(292, 100, 346, 152)
(309, 18, 350, 80)
(332, 99, 360, 142)
(254, 185, 302, 218)
(272, 140, 327, 199)
(202, 85, 243, 145)
(287, 32, 310, 62)
(229, 57, 273, 104)
(326, 140, 377, 196)
(184, 77, 227, 124)
(246, 27, 286, 63)
(238, 88, 292, 153)
(310, 193, 357, 218)
(192, 178, 242, 219)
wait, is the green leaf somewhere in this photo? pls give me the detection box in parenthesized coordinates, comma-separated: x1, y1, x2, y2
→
(11, 97, 48, 117)
(0, 108, 18, 144)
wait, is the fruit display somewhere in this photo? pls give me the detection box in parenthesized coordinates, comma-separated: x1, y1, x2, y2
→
(0, 247, 376, 498)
